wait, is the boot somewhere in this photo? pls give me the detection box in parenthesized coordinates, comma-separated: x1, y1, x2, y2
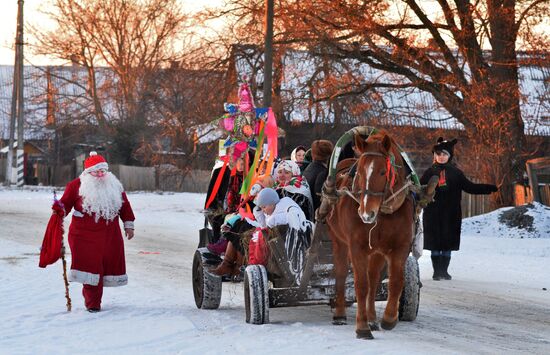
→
(431, 256, 441, 281)
(233, 250, 244, 279)
(210, 241, 241, 276)
(207, 237, 228, 255)
(419, 175, 439, 208)
(440, 256, 452, 280)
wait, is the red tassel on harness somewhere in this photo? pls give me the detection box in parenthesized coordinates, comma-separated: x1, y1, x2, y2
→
(386, 157, 396, 189)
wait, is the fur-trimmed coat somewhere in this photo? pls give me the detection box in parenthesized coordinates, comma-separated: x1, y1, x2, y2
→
(420, 163, 496, 251)
(59, 177, 135, 286)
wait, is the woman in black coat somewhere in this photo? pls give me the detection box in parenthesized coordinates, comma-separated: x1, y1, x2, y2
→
(420, 137, 498, 281)
(303, 140, 334, 213)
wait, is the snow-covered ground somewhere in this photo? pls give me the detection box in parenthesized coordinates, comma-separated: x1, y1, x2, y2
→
(0, 189, 549, 354)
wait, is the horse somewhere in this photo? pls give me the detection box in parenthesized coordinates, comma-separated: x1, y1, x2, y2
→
(326, 130, 414, 339)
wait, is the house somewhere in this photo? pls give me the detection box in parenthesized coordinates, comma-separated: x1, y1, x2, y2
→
(225, 45, 549, 170)
(0, 64, 226, 183)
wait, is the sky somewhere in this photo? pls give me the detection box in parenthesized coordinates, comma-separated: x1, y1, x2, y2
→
(0, 1, 547, 66)
(0, 0, 224, 65)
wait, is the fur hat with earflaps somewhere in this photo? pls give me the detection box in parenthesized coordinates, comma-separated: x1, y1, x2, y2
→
(432, 137, 457, 160)
(311, 140, 334, 162)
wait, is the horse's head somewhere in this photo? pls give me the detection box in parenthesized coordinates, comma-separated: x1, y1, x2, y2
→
(353, 132, 397, 224)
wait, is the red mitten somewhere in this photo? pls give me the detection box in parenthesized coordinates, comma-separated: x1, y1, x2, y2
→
(52, 200, 65, 217)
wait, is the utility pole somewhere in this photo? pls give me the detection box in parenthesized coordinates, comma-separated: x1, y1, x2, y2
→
(5, 49, 18, 185)
(15, 0, 25, 186)
(5, 2, 23, 185)
(263, 0, 274, 108)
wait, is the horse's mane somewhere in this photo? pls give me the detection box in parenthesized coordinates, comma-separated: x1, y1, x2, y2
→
(365, 130, 402, 161)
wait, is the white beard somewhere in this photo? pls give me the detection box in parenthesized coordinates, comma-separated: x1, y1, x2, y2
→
(79, 172, 124, 222)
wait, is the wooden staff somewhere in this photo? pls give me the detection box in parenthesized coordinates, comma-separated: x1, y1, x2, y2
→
(54, 190, 71, 312)
(61, 243, 71, 312)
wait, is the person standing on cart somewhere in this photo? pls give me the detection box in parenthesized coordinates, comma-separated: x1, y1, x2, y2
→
(204, 160, 231, 244)
(207, 156, 245, 255)
(303, 140, 334, 213)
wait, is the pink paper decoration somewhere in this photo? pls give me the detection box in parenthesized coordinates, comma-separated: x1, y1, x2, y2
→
(238, 83, 254, 113)
(223, 116, 235, 131)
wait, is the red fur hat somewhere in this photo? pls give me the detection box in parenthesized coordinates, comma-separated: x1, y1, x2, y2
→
(84, 151, 108, 172)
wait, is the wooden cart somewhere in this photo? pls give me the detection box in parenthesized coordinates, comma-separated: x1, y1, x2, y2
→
(192, 221, 421, 325)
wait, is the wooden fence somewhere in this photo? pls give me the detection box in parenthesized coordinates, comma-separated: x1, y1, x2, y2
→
(4, 159, 548, 217)
(109, 164, 211, 192)
(460, 193, 492, 218)
(110, 165, 156, 191)
(514, 184, 550, 206)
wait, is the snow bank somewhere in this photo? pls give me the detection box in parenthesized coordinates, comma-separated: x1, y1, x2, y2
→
(462, 202, 550, 239)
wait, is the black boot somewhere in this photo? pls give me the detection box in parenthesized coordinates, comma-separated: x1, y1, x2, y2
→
(431, 256, 441, 281)
(440, 256, 452, 280)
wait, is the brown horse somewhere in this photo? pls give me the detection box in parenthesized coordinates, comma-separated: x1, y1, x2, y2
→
(326, 131, 414, 339)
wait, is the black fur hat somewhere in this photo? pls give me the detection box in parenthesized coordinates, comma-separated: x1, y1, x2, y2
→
(432, 137, 458, 160)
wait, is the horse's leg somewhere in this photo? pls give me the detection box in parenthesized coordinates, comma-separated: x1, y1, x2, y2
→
(331, 237, 349, 325)
(350, 247, 373, 339)
(366, 252, 385, 331)
(381, 252, 407, 330)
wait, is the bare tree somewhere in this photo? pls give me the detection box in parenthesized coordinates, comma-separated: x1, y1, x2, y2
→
(198, 0, 548, 206)
(30, 0, 187, 164)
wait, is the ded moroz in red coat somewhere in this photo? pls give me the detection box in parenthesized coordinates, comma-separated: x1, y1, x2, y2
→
(58, 177, 135, 287)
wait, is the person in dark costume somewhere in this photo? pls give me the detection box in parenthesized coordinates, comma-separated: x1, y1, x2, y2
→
(420, 137, 498, 280)
(206, 157, 245, 254)
(203, 162, 231, 243)
(303, 140, 334, 213)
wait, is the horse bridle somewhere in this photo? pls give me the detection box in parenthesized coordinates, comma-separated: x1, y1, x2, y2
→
(351, 151, 393, 199)
(338, 150, 411, 218)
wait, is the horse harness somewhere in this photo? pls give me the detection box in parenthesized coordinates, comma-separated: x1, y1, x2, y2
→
(337, 151, 413, 215)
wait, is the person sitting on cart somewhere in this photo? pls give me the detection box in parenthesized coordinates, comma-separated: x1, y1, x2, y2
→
(209, 176, 274, 276)
(251, 188, 313, 281)
(273, 160, 314, 221)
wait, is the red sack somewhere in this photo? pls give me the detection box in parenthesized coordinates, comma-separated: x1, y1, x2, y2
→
(38, 213, 64, 268)
(248, 228, 269, 265)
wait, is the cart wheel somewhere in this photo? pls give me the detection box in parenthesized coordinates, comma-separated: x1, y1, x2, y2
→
(399, 255, 421, 321)
(244, 265, 269, 324)
(192, 248, 222, 309)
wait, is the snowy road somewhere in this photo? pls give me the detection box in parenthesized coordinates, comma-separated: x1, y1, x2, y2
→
(0, 189, 549, 354)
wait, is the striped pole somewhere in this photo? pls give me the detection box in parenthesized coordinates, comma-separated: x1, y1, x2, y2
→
(15, 0, 25, 187)
(16, 148, 24, 186)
